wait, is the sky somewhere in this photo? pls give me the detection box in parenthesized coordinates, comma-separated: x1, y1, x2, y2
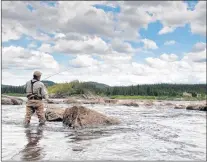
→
(2, 1, 206, 86)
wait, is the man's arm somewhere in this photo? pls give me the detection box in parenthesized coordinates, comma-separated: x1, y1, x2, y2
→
(41, 84, 49, 100)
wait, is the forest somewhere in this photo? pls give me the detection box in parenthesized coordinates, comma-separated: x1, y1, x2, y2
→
(2, 80, 206, 97)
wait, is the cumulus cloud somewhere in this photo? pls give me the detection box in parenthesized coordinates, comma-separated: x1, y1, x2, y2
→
(2, 1, 116, 43)
(38, 43, 53, 53)
(1, 1, 206, 86)
(183, 48, 206, 63)
(53, 36, 110, 55)
(2, 1, 206, 44)
(191, 42, 206, 52)
(160, 54, 178, 62)
(69, 55, 101, 68)
(141, 39, 158, 50)
(2, 49, 206, 86)
(164, 40, 176, 45)
(190, 1, 206, 36)
(2, 46, 60, 71)
(118, 1, 206, 36)
(110, 38, 135, 53)
(159, 26, 176, 35)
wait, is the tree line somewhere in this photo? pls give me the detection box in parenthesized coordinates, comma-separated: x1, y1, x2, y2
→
(2, 82, 206, 97)
(103, 84, 206, 97)
(2, 85, 25, 94)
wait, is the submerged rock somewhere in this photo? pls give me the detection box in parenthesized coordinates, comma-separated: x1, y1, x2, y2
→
(165, 102, 174, 106)
(1, 95, 23, 105)
(45, 107, 65, 121)
(62, 106, 120, 128)
(117, 100, 139, 107)
(199, 105, 207, 111)
(174, 105, 186, 109)
(144, 101, 154, 107)
(81, 98, 106, 105)
(186, 104, 207, 111)
(63, 98, 79, 104)
(122, 102, 139, 107)
(104, 99, 118, 104)
(46, 99, 64, 104)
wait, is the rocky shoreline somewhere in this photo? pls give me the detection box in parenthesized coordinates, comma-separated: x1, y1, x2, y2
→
(46, 97, 206, 111)
(2, 95, 206, 112)
(1, 95, 24, 105)
(2, 95, 206, 129)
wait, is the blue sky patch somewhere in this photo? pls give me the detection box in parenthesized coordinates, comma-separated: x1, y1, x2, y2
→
(184, 0, 198, 10)
(40, 1, 57, 7)
(93, 4, 120, 13)
(27, 4, 35, 12)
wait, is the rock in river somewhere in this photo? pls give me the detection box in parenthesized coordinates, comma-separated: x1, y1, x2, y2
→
(117, 100, 139, 107)
(1, 95, 23, 105)
(62, 106, 120, 128)
(63, 98, 79, 104)
(45, 107, 65, 122)
(186, 104, 207, 111)
(174, 105, 186, 109)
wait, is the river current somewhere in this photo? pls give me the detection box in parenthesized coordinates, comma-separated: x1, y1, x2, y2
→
(2, 101, 206, 161)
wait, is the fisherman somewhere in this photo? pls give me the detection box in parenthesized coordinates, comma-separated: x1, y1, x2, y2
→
(24, 71, 49, 126)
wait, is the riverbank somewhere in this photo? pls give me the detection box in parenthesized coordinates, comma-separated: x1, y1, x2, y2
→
(3, 93, 206, 101)
(2, 93, 26, 97)
(110, 95, 206, 101)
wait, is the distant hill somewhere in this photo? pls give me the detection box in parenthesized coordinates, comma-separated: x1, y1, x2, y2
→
(42, 80, 56, 87)
(84, 81, 110, 89)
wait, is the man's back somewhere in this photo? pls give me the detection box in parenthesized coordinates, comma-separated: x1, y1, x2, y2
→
(26, 79, 48, 100)
(24, 71, 48, 126)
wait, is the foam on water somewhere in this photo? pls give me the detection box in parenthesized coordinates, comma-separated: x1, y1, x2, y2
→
(2, 103, 206, 161)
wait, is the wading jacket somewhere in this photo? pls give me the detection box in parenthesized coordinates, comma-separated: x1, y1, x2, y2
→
(25, 79, 49, 100)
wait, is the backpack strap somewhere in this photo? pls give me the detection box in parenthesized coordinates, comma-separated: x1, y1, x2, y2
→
(31, 80, 38, 94)
(27, 80, 41, 100)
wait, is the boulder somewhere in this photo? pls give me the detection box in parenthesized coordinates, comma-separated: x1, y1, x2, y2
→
(165, 102, 174, 106)
(1, 95, 23, 105)
(104, 99, 118, 104)
(174, 105, 186, 109)
(1, 97, 13, 105)
(199, 105, 207, 111)
(186, 104, 207, 111)
(46, 99, 64, 104)
(82, 100, 98, 105)
(81, 99, 104, 105)
(117, 100, 139, 107)
(63, 98, 79, 104)
(62, 106, 120, 128)
(45, 107, 65, 121)
(81, 98, 106, 105)
(122, 102, 139, 107)
(186, 105, 200, 110)
(144, 101, 154, 107)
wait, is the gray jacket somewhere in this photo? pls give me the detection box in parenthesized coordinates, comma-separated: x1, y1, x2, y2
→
(25, 79, 49, 100)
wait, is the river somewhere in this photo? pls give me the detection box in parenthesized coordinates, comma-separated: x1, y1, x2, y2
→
(2, 101, 206, 161)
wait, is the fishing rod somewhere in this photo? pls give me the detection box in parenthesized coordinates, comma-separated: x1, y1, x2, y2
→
(2, 67, 74, 94)
(3, 64, 102, 94)
(42, 64, 95, 81)
(42, 68, 72, 80)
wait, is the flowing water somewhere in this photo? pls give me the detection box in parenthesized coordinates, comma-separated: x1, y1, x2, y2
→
(2, 101, 206, 161)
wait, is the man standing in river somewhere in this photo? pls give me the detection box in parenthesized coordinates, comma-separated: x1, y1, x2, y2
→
(24, 71, 49, 126)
